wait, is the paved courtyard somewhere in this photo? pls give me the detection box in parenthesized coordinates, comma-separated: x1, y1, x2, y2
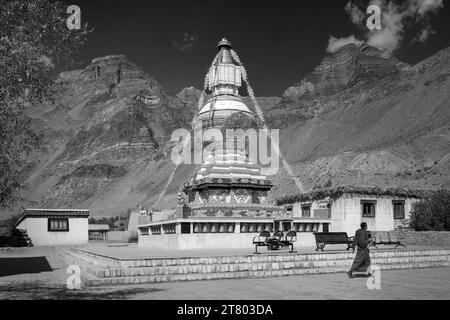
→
(70, 242, 450, 259)
(0, 246, 449, 300)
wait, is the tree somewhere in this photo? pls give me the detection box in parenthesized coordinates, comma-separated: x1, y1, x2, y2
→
(409, 190, 450, 231)
(1, 213, 22, 234)
(0, 0, 91, 209)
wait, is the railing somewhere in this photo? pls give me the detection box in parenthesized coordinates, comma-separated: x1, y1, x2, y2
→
(162, 224, 176, 234)
(150, 225, 161, 235)
(140, 227, 149, 236)
(240, 223, 273, 233)
(140, 220, 331, 236)
(293, 223, 321, 233)
(193, 223, 235, 234)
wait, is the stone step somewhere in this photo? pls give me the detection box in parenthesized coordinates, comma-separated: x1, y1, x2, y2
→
(65, 250, 122, 269)
(88, 254, 450, 278)
(66, 249, 450, 286)
(84, 261, 450, 286)
(62, 251, 108, 284)
(69, 248, 450, 269)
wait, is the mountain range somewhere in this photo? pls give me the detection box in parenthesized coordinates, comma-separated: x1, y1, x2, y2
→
(2, 43, 450, 218)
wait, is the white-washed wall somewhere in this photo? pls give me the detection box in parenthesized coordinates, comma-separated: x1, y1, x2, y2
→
(138, 232, 316, 250)
(291, 201, 323, 218)
(291, 194, 419, 235)
(17, 218, 88, 246)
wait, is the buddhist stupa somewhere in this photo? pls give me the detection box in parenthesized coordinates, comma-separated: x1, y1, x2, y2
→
(182, 38, 282, 217)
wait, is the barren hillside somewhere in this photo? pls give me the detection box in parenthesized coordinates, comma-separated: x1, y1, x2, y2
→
(2, 44, 449, 218)
(267, 44, 450, 199)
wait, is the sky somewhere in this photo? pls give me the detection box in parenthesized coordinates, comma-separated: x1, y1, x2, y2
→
(61, 0, 450, 97)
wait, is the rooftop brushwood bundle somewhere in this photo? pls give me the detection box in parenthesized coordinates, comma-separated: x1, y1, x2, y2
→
(276, 186, 438, 206)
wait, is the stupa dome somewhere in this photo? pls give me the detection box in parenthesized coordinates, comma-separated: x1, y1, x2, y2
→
(196, 96, 255, 128)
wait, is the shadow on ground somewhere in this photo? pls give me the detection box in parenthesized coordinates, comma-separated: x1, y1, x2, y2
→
(0, 257, 52, 277)
(0, 281, 165, 300)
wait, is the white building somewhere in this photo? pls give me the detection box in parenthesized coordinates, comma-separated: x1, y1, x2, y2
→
(15, 209, 89, 246)
(278, 186, 430, 235)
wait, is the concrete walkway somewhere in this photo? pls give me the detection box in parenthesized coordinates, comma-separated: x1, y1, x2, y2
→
(0, 262, 448, 299)
(123, 267, 450, 300)
(1, 246, 449, 300)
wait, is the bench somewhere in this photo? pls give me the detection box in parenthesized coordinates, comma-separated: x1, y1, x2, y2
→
(369, 231, 407, 249)
(253, 231, 297, 254)
(314, 232, 355, 252)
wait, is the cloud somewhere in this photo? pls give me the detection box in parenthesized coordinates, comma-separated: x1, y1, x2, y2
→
(172, 32, 199, 52)
(413, 24, 436, 43)
(328, 0, 444, 53)
(367, 0, 405, 52)
(345, 1, 366, 26)
(416, 0, 444, 17)
(326, 35, 363, 53)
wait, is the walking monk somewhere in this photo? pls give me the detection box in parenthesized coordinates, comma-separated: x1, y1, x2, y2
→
(348, 222, 372, 278)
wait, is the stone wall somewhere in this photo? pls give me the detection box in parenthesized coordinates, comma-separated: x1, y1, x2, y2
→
(65, 248, 450, 285)
(396, 230, 450, 246)
(108, 231, 138, 243)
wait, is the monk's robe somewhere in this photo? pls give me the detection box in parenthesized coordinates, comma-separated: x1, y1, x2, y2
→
(349, 229, 371, 273)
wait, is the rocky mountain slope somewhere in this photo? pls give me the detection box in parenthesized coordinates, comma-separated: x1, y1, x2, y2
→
(6, 55, 199, 217)
(2, 43, 450, 218)
(267, 44, 450, 198)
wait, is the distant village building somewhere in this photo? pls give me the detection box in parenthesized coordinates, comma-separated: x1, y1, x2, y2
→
(128, 208, 149, 232)
(88, 224, 110, 241)
(15, 209, 89, 246)
(277, 186, 430, 235)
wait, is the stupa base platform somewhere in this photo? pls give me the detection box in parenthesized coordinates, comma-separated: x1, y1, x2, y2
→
(62, 245, 450, 286)
(137, 217, 331, 250)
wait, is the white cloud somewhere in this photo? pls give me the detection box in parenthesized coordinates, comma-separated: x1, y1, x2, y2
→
(367, 0, 405, 52)
(327, 0, 444, 53)
(416, 0, 444, 17)
(326, 35, 363, 53)
(414, 25, 436, 43)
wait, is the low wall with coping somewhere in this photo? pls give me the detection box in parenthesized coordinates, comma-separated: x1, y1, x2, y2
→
(396, 230, 450, 246)
(138, 233, 316, 250)
(65, 248, 450, 285)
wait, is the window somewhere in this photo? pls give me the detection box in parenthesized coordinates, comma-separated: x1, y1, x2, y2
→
(302, 204, 311, 218)
(48, 218, 69, 232)
(393, 201, 405, 219)
(181, 223, 191, 234)
(285, 206, 293, 214)
(361, 200, 377, 218)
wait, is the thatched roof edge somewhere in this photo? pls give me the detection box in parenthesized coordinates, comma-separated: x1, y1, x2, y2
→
(276, 186, 439, 206)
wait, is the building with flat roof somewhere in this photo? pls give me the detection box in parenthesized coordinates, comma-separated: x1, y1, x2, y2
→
(276, 186, 431, 235)
(15, 209, 89, 246)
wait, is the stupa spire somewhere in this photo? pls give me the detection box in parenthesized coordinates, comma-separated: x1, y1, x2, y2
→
(217, 37, 232, 50)
(207, 38, 242, 97)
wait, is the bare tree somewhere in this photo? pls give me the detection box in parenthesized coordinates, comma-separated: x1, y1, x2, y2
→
(0, 0, 92, 209)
